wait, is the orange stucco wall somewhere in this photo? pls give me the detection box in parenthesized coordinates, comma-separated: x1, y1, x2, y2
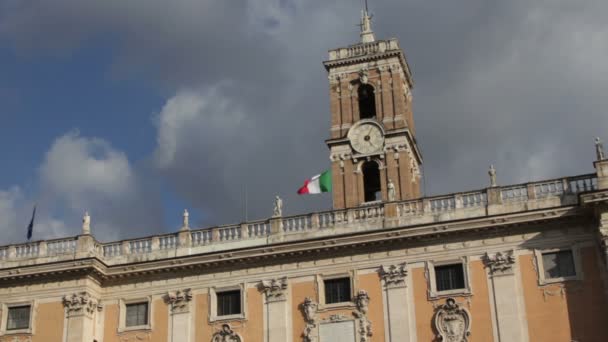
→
(521, 247, 608, 342)
(412, 260, 494, 342)
(103, 299, 168, 342)
(32, 301, 64, 342)
(195, 288, 264, 342)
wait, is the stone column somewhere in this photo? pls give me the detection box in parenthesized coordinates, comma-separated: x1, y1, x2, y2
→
(165, 289, 193, 342)
(379, 263, 414, 342)
(62, 292, 102, 342)
(484, 251, 529, 342)
(261, 277, 291, 342)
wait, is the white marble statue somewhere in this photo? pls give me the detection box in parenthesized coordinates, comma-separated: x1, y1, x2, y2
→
(596, 137, 605, 161)
(273, 196, 283, 217)
(489, 165, 497, 187)
(387, 179, 396, 201)
(82, 211, 91, 234)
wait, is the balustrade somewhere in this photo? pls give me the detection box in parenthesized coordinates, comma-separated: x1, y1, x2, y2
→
(0, 173, 602, 264)
(47, 238, 77, 255)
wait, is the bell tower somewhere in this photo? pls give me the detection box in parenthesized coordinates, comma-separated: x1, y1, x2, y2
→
(324, 10, 422, 209)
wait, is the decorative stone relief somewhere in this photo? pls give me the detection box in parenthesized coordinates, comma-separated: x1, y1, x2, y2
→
(260, 277, 288, 302)
(164, 288, 192, 314)
(433, 298, 471, 342)
(483, 251, 515, 275)
(118, 333, 151, 342)
(211, 323, 243, 342)
(0, 337, 32, 342)
(301, 297, 318, 342)
(379, 263, 408, 288)
(301, 292, 373, 342)
(359, 68, 369, 84)
(354, 290, 373, 342)
(62, 291, 102, 318)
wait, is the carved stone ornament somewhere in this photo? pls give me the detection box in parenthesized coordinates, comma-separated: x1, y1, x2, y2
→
(301, 297, 318, 342)
(433, 298, 471, 342)
(165, 288, 192, 314)
(211, 323, 242, 342)
(353, 290, 373, 342)
(62, 291, 102, 318)
(379, 263, 408, 288)
(359, 68, 369, 84)
(0, 337, 32, 342)
(260, 277, 288, 302)
(483, 251, 515, 274)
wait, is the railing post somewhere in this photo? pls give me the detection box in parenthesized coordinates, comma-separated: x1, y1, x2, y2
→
(486, 187, 503, 215)
(422, 198, 431, 213)
(151, 236, 160, 250)
(595, 159, 608, 190)
(178, 230, 191, 248)
(454, 194, 464, 209)
(38, 241, 47, 257)
(527, 183, 537, 200)
(311, 213, 320, 229)
(212, 227, 220, 242)
(8, 245, 16, 259)
(384, 202, 398, 228)
(241, 223, 249, 239)
(76, 234, 96, 258)
(121, 240, 130, 255)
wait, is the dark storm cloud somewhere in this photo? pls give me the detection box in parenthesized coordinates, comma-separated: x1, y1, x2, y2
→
(1, 0, 607, 237)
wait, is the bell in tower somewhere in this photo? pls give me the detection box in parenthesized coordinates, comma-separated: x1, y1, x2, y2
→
(324, 9, 422, 209)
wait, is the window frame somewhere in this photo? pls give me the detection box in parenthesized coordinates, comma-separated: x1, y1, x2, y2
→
(427, 256, 472, 299)
(118, 297, 152, 332)
(0, 301, 35, 336)
(317, 272, 356, 309)
(209, 284, 246, 322)
(534, 246, 583, 285)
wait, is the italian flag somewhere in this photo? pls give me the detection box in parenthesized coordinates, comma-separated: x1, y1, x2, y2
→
(297, 170, 332, 195)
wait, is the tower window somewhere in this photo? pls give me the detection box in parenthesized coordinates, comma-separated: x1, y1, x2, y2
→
(362, 161, 381, 202)
(358, 84, 376, 119)
(542, 250, 575, 279)
(6, 305, 31, 330)
(217, 290, 242, 316)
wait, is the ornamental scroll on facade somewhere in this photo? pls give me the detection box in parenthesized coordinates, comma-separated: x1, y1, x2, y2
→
(260, 277, 288, 302)
(433, 298, 471, 342)
(211, 323, 243, 342)
(62, 291, 102, 318)
(164, 288, 192, 314)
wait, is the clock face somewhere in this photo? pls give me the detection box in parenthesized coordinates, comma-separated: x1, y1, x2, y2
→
(348, 122, 384, 154)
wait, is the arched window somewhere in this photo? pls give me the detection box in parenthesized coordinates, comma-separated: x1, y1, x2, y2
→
(362, 161, 381, 202)
(358, 84, 376, 119)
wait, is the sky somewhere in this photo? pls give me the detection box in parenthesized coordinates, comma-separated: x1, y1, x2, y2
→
(0, 0, 607, 243)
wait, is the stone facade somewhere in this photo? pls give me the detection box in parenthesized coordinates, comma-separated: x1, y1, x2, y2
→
(2, 11, 608, 342)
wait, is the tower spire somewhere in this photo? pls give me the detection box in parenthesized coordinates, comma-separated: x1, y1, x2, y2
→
(360, 0, 375, 43)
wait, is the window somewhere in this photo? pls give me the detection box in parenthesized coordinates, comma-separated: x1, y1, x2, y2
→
(362, 161, 381, 202)
(217, 290, 242, 316)
(324, 277, 351, 304)
(542, 250, 576, 279)
(435, 264, 466, 291)
(125, 302, 148, 327)
(358, 84, 376, 119)
(6, 305, 30, 330)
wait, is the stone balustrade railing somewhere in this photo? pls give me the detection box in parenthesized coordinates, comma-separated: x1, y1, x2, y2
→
(0, 174, 599, 267)
(327, 38, 400, 61)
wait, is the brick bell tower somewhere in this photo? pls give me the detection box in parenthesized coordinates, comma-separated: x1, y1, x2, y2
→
(324, 10, 422, 209)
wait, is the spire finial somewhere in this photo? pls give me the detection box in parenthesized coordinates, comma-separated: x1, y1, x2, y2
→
(360, 1, 375, 43)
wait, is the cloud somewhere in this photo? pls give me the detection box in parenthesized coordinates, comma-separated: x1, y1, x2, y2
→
(1, 0, 608, 233)
(37, 131, 163, 241)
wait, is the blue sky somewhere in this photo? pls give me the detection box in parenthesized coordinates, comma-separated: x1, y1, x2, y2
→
(1, 0, 607, 243)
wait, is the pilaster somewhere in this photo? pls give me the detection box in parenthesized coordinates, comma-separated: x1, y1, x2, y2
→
(62, 292, 102, 342)
(483, 251, 529, 342)
(165, 288, 193, 342)
(378, 263, 414, 342)
(260, 277, 291, 342)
